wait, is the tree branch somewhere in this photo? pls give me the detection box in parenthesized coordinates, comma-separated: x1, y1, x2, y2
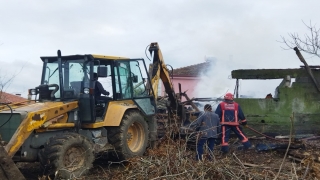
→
(279, 20, 320, 58)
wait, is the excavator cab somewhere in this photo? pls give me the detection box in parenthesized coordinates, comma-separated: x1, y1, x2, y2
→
(29, 51, 155, 123)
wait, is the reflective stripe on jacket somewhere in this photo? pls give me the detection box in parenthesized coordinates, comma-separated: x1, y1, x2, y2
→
(215, 101, 246, 126)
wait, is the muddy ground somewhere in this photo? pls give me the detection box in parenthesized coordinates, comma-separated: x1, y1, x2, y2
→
(17, 135, 320, 180)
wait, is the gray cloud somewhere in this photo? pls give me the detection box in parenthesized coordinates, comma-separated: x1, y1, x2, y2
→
(1, 0, 320, 97)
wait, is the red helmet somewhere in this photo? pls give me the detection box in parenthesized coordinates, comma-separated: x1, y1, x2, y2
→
(224, 93, 234, 100)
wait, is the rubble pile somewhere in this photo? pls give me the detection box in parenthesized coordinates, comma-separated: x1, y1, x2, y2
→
(17, 135, 320, 179)
(85, 136, 320, 180)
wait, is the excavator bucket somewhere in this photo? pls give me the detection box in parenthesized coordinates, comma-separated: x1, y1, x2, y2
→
(0, 145, 25, 180)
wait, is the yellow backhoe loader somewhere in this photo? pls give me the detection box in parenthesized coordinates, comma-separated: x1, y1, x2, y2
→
(0, 42, 197, 179)
(0, 50, 157, 179)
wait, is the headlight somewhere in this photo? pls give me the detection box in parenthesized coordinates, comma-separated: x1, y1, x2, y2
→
(29, 89, 37, 95)
(84, 88, 89, 94)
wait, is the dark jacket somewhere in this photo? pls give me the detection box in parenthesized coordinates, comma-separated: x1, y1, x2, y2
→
(190, 111, 220, 138)
(95, 81, 109, 97)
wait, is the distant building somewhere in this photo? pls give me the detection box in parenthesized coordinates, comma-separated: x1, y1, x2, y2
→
(160, 60, 214, 100)
(0, 91, 28, 104)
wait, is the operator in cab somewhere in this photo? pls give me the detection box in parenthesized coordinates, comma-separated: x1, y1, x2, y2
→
(93, 73, 110, 103)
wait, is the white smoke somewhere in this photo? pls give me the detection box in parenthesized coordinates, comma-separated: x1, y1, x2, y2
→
(195, 56, 283, 99)
(194, 56, 236, 98)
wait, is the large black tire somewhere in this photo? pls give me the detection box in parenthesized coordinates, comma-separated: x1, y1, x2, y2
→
(107, 111, 149, 160)
(38, 132, 94, 179)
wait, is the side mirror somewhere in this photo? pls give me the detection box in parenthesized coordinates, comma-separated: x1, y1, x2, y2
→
(97, 66, 108, 77)
(132, 75, 138, 83)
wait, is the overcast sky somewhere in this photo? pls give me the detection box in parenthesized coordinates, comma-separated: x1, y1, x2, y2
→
(0, 0, 319, 98)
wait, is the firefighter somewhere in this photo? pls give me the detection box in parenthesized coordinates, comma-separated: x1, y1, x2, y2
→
(215, 92, 251, 153)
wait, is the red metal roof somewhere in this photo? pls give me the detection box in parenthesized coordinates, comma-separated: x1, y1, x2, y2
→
(173, 61, 213, 77)
(0, 91, 27, 104)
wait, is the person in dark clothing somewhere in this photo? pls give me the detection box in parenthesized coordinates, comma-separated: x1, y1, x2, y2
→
(215, 92, 251, 153)
(265, 93, 273, 99)
(190, 104, 220, 161)
(93, 73, 110, 103)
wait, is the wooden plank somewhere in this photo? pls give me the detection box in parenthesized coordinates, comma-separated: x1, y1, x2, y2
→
(231, 68, 320, 79)
(294, 47, 320, 92)
(288, 155, 302, 162)
(275, 134, 314, 139)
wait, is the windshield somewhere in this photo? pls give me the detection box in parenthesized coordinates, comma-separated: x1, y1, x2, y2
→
(114, 59, 148, 99)
(130, 60, 147, 97)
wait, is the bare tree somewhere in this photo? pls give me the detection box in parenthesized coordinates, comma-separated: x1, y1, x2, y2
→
(0, 67, 24, 103)
(0, 72, 15, 103)
(280, 21, 320, 58)
(0, 40, 25, 103)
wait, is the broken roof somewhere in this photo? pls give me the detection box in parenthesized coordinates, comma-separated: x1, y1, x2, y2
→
(173, 61, 212, 77)
(0, 91, 27, 104)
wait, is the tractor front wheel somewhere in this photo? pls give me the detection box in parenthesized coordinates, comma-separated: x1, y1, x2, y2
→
(39, 132, 94, 179)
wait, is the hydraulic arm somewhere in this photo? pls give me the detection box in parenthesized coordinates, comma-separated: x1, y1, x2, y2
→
(148, 42, 178, 109)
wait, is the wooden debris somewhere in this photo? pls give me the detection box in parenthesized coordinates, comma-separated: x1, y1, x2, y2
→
(287, 150, 320, 163)
(243, 163, 261, 167)
(301, 136, 320, 141)
(248, 136, 266, 140)
(275, 134, 314, 139)
(288, 155, 302, 162)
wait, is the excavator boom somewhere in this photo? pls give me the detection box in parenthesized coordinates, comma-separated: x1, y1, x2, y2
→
(148, 42, 193, 135)
(148, 42, 178, 108)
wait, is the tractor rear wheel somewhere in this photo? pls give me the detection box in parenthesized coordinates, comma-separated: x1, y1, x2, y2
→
(107, 111, 149, 160)
(38, 132, 94, 179)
